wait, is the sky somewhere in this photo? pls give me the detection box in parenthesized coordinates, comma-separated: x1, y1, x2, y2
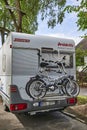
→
(35, 0, 86, 45)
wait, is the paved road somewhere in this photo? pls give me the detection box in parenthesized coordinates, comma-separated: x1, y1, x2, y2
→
(0, 103, 87, 130)
(79, 87, 87, 96)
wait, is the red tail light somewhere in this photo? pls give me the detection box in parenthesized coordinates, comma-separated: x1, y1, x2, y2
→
(10, 85, 17, 92)
(67, 97, 77, 104)
(10, 103, 27, 111)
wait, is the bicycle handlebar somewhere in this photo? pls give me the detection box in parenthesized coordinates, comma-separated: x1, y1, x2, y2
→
(41, 56, 66, 74)
(41, 59, 65, 66)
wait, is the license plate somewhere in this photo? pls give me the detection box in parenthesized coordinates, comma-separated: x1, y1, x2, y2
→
(39, 101, 55, 107)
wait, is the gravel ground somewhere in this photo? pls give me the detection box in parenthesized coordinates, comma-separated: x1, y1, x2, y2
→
(0, 102, 25, 130)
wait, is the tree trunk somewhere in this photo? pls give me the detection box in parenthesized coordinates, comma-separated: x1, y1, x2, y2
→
(15, 0, 24, 32)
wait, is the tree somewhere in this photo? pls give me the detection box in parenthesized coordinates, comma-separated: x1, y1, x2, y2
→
(0, 0, 40, 44)
(0, 0, 40, 32)
(1, 0, 87, 41)
(40, 0, 87, 37)
(0, 0, 66, 44)
(39, 0, 66, 28)
(76, 48, 87, 66)
(61, 0, 87, 37)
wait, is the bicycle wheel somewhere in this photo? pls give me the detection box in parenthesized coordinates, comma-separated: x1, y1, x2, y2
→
(65, 80, 80, 97)
(26, 79, 46, 99)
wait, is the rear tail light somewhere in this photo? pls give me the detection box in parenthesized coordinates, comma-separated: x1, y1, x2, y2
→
(10, 103, 27, 111)
(10, 85, 17, 92)
(67, 97, 77, 105)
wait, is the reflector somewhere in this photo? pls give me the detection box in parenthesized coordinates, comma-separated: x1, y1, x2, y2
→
(67, 97, 77, 104)
(10, 86, 17, 92)
(10, 103, 27, 111)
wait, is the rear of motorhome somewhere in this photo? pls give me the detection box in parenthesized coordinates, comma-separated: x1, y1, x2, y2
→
(0, 32, 77, 114)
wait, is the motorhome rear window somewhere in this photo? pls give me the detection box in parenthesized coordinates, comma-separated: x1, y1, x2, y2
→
(41, 47, 53, 53)
(60, 52, 73, 68)
(41, 50, 73, 68)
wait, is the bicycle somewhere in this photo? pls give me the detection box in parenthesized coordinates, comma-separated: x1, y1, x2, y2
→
(26, 56, 80, 99)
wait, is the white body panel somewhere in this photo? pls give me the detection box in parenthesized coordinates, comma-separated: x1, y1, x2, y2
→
(0, 35, 12, 100)
(0, 32, 76, 102)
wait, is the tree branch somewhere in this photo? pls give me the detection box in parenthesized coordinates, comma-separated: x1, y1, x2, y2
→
(3, 0, 18, 31)
(0, 27, 10, 32)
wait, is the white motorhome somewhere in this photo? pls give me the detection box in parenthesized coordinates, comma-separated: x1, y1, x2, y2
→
(0, 32, 77, 114)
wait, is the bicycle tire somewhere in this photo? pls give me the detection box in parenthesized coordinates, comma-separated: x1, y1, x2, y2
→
(26, 78, 46, 99)
(65, 80, 80, 97)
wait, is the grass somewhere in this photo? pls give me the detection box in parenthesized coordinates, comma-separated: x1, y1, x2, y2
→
(77, 96, 87, 105)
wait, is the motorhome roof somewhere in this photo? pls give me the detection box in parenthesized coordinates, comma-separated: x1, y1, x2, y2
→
(3, 32, 75, 52)
(11, 32, 75, 44)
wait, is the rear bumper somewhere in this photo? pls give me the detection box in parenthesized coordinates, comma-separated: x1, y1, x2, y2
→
(9, 96, 77, 114)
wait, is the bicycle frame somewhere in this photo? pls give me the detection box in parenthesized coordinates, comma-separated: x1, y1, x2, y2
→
(36, 57, 72, 92)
